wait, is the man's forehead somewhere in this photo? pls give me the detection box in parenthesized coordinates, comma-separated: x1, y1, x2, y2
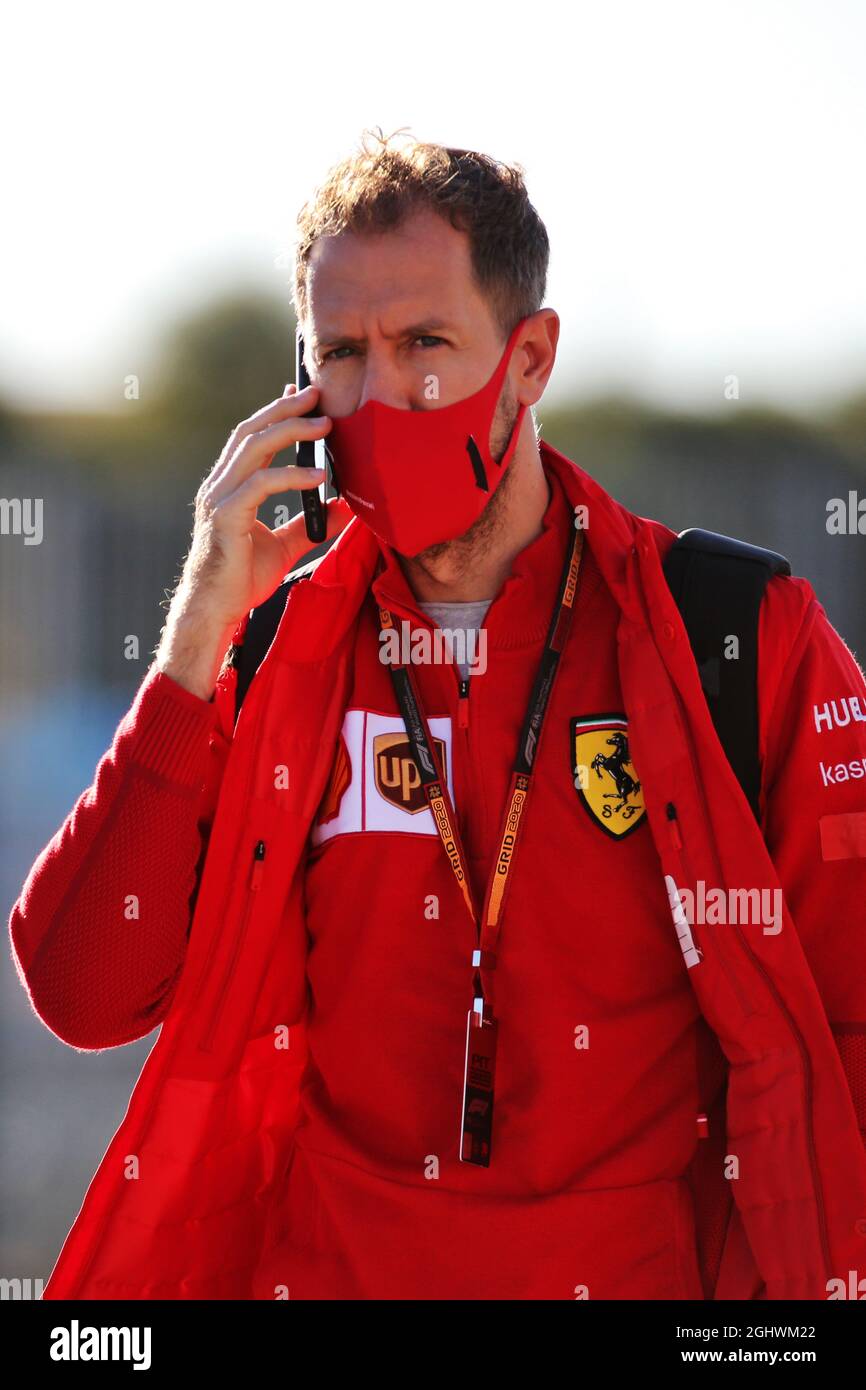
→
(305, 212, 477, 335)
(307, 270, 475, 344)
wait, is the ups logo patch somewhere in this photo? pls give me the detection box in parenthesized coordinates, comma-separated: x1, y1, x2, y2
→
(373, 732, 447, 814)
(571, 714, 646, 839)
(310, 710, 454, 847)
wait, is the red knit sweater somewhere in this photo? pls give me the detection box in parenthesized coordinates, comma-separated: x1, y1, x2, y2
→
(8, 665, 225, 1049)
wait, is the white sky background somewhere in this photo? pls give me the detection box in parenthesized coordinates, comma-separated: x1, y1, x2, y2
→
(1, 0, 864, 418)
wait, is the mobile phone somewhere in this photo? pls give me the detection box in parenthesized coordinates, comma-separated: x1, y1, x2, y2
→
(295, 327, 327, 544)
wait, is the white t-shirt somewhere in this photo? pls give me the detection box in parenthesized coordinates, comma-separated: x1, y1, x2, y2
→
(416, 598, 493, 680)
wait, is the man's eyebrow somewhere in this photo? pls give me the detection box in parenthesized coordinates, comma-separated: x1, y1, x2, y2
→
(313, 318, 458, 348)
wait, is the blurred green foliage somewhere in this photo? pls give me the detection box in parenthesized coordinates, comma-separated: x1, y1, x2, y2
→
(5, 288, 862, 498)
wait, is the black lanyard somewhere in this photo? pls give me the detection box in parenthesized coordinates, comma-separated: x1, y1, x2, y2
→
(377, 524, 584, 1166)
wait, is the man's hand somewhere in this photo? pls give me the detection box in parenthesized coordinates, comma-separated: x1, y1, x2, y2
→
(155, 384, 352, 700)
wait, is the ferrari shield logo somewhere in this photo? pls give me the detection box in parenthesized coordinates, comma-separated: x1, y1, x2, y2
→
(571, 714, 646, 839)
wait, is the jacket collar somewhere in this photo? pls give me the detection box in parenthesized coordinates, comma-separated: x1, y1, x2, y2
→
(275, 439, 677, 665)
(369, 450, 594, 649)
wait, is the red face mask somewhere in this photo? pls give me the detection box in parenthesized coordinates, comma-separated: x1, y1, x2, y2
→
(323, 317, 530, 556)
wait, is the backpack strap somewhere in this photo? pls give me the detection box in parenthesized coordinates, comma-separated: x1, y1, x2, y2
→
(230, 553, 327, 724)
(662, 528, 791, 821)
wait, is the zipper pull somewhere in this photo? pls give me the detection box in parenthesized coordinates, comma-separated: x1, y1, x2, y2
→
(665, 801, 683, 851)
(250, 839, 266, 890)
(457, 678, 470, 729)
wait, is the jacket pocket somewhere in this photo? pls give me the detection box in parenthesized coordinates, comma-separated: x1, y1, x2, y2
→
(197, 837, 267, 1053)
(664, 801, 757, 1017)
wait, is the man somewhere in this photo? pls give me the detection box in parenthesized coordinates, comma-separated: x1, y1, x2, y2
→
(10, 130, 866, 1301)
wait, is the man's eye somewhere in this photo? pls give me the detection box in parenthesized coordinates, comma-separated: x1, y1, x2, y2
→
(321, 336, 445, 363)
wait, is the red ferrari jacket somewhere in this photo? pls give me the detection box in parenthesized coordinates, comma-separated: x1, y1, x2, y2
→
(21, 439, 866, 1299)
(280, 469, 709, 1299)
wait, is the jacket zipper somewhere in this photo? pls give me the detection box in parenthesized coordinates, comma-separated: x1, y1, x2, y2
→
(457, 677, 470, 730)
(666, 687, 832, 1275)
(190, 637, 278, 1054)
(197, 838, 266, 1053)
(455, 673, 477, 841)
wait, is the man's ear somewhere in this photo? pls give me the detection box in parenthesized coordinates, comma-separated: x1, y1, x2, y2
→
(517, 308, 560, 406)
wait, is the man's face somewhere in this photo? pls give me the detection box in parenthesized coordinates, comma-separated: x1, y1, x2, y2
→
(304, 206, 523, 474)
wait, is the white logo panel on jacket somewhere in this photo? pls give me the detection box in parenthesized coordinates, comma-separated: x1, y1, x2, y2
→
(311, 709, 455, 845)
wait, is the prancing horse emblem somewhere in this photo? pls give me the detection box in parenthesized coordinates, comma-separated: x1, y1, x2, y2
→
(571, 714, 646, 839)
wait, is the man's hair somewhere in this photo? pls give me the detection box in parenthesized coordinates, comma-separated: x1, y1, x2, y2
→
(291, 127, 550, 344)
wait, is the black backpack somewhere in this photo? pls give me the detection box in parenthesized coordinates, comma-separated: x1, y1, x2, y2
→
(229, 528, 791, 823)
